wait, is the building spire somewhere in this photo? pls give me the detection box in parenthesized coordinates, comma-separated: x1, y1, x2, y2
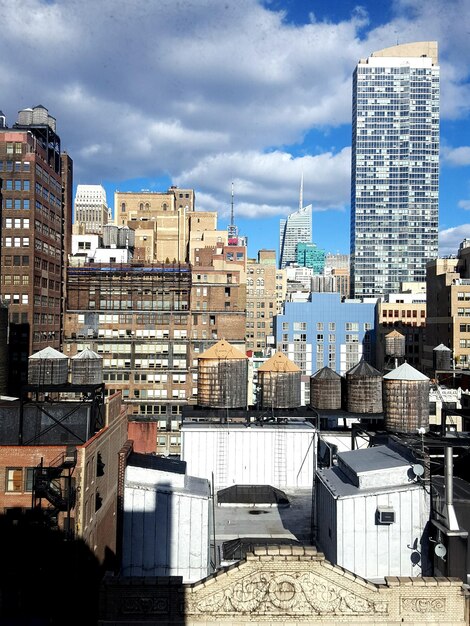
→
(299, 171, 304, 211)
(231, 181, 234, 227)
(228, 180, 238, 243)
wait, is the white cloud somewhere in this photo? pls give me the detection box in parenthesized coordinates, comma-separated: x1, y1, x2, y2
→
(458, 200, 470, 210)
(442, 147, 470, 167)
(439, 224, 470, 255)
(0, 0, 468, 224)
(176, 148, 351, 218)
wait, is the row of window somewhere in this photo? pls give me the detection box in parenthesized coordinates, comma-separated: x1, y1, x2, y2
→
(3, 179, 30, 191)
(3, 199, 30, 210)
(3, 275, 29, 286)
(4, 218, 29, 229)
(0, 160, 30, 172)
(284, 322, 372, 332)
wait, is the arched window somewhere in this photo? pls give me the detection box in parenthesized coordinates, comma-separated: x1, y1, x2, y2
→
(139, 203, 144, 210)
(145, 203, 150, 210)
(162, 203, 167, 211)
(121, 202, 126, 213)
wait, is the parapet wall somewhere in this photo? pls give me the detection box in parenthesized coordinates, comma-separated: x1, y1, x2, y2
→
(99, 546, 468, 625)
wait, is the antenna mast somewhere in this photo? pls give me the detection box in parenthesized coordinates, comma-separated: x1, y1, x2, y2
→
(299, 171, 304, 210)
(228, 181, 238, 244)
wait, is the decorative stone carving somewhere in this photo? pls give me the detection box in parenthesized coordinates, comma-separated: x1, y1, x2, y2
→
(121, 595, 169, 615)
(401, 597, 446, 613)
(193, 571, 388, 616)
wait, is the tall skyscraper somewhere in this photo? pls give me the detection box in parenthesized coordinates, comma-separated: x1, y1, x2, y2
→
(0, 105, 72, 392)
(279, 205, 313, 269)
(350, 42, 439, 298)
(73, 184, 109, 234)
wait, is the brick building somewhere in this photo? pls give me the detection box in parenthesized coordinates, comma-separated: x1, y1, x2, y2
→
(425, 240, 470, 372)
(246, 250, 286, 352)
(64, 253, 247, 455)
(376, 288, 427, 371)
(0, 390, 127, 565)
(0, 106, 72, 393)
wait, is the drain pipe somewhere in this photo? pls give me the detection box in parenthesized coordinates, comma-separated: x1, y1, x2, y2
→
(445, 446, 460, 531)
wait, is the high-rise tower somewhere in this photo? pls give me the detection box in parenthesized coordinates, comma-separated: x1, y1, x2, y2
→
(279, 179, 313, 271)
(350, 42, 439, 298)
(0, 105, 72, 392)
(73, 184, 109, 234)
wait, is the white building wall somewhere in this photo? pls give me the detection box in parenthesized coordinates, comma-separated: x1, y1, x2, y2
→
(94, 248, 132, 263)
(181, 425, 316, 489)
(329, 485, 429, 581)
(122, 466, 210, 583)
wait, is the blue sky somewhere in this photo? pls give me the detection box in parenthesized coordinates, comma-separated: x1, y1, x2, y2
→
(1, 0, 469, 259)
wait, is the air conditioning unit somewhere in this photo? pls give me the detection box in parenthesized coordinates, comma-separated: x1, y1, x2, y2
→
(377, 506, 395, 524)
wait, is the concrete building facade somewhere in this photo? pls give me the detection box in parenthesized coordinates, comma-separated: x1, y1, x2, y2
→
(351, 42, 440, 298)
(73, 184, 109, 235)
(114, 187, 195, 263)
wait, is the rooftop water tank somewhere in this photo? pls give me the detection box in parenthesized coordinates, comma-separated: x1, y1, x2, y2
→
(28, 347, 69, 386)
(310, 367, 342, 410)
(197, 339, 248, 408)
(71, 349, 103, 385)
(346, 359, 383, 414)
(433, 344, 452, 371)
(258, 351, 300, 409)
(383, 362, 429, 433)
(385, 330, 406, 358)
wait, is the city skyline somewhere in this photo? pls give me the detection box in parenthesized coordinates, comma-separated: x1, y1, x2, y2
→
(1, 0, 469, 258)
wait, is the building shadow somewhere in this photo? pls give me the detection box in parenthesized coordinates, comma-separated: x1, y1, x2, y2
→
(0, 511, 101, 626)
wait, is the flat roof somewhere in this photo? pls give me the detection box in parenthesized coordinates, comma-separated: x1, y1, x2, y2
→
(215, 488, 312, 543)
(317, 465, 420, 499)
(129, 452, 186, 474)
(339, 445, 412, 474)
(182, 421, 316, 432)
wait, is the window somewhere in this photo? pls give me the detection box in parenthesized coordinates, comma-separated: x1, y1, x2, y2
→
(6, 468, 23, 492)
(25, 468, 35, 492)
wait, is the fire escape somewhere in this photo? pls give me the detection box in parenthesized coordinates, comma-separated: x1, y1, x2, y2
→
(33, 447, 77, 537)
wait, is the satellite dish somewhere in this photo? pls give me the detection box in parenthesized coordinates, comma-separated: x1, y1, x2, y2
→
(412, 464, 425, 478)
(435, 543, 447, 559)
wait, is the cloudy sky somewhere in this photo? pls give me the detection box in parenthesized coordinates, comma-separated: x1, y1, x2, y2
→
(1, 0, 469, 258)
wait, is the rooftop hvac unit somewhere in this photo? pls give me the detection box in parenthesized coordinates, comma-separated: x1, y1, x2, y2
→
(377, 506, 395, 524)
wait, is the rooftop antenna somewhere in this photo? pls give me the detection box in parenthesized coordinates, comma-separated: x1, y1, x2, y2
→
(227, 181, 238, 243)
(299, 170, 304, 210)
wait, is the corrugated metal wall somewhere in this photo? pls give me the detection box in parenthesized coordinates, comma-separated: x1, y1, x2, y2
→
(181, 426, 316, 489)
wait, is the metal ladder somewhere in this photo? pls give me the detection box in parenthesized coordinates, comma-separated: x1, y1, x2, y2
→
(274, 427, 287, 487)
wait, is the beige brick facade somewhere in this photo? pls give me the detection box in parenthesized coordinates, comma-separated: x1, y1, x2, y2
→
(99, 546, 468, 624)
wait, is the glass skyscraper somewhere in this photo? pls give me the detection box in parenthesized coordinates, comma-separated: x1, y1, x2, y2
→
(279, 204, 313, 269)
(350, 42, 439, 298)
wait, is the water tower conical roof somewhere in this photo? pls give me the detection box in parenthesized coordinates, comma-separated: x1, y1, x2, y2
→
(198, 339, 247, 360)
(258, 351, 299, 373)
(346, 358, 381, 378)
(29, 347, 67, 360)
(383, 362, 429, 381)
(311, 366, 341, 380)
